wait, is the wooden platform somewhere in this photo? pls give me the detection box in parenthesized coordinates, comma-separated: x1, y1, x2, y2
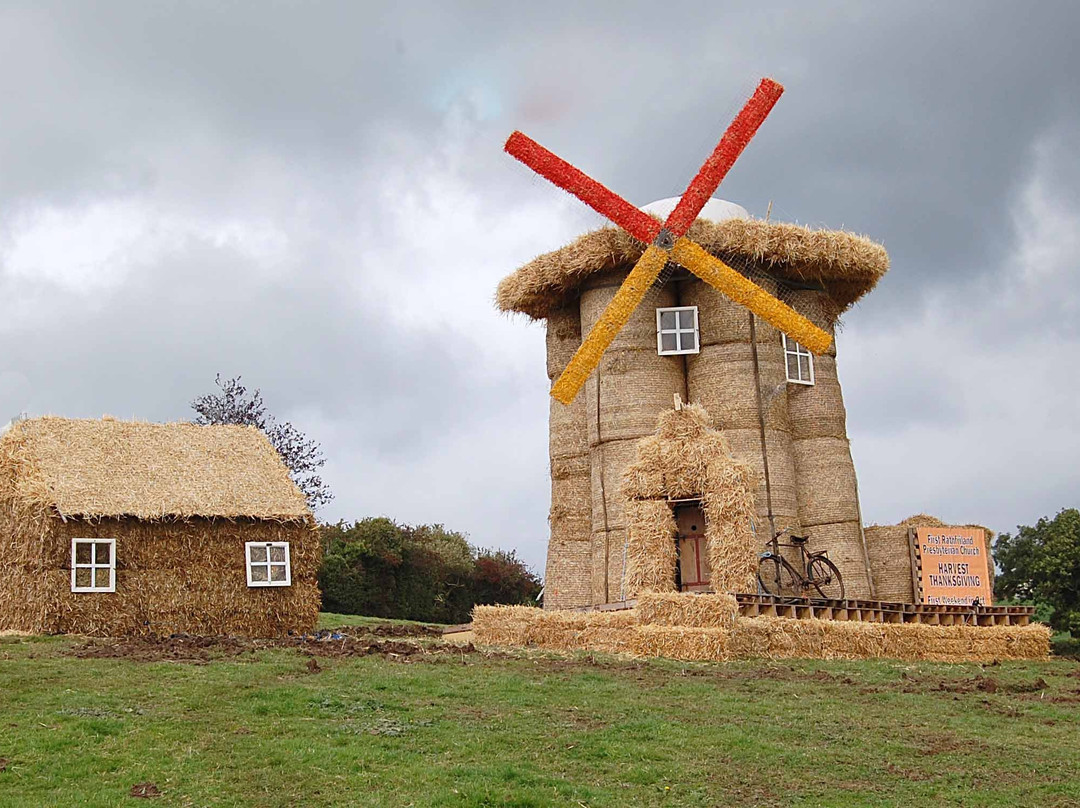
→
(575, 594, 1035, 627)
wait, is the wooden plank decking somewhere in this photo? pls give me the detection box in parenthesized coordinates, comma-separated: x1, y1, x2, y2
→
(572, 594, 1035, 627)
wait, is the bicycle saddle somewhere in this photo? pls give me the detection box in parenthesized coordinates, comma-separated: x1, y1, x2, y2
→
(789, 534, 810, 544)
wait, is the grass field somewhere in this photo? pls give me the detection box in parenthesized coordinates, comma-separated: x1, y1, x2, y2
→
(1, 616, 1078, 807)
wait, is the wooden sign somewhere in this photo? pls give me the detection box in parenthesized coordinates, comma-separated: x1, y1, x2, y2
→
(912, 526, 992, 606)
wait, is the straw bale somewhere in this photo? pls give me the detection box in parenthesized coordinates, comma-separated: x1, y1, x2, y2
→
(545, 306, 582, 380)
(586, 348, 687, 445)
(702, 461, 759, 593)
(624, 500, 678, 596)
(591, 438, 640, 530)
(580, 270, 679, 352)
(723, 428, 800, 525)
(631, 624, 731, 661)
(550, 468, 591, 522)
(679, 276, 780, 346)
(1, 417, 310, 521)
(0, 567, 50, 633)
(636, 592, 738, 628)
(801, 520, 872, 598)
(544, 522, 592, 610)
(686, 343, 790, 433)
(792, 437, 861, 526)
(497, 217, 890, 322)
(472, 605, 637, 652)
(786, 355, 847, 440)
(472, 606, 1049, 663)
(590, 528, 629, 605)
(552, 246, 673, 405)
(549, 395, 589, 462)
(864, 524, 916, 603)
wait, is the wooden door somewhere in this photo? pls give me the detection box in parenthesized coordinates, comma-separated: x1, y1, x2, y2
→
(674, 505, 710, 592)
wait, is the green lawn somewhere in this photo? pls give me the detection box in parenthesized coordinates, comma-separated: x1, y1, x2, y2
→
(0, 616, 1078, 807)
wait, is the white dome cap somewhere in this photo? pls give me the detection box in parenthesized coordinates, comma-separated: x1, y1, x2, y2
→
(640, 197, 749, 223)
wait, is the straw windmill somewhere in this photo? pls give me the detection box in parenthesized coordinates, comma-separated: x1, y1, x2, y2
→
(499, 79, 891, 609)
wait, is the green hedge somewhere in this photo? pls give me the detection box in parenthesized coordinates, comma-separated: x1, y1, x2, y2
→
(317, 518, 541, 624)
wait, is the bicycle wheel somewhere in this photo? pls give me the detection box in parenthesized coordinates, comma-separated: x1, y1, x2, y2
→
(806, 555, 845, 600)
(757, 555, 800, 598)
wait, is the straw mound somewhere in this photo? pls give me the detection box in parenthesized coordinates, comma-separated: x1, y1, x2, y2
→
(1, 417, 310, 521)
(623, 406, 758, 596)
(497, 217, 890, 321)
(635, 592, 738, 629)
(472, 606, 1051, 663)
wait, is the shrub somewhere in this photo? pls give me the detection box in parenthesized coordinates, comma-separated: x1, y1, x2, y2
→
(318, 519, 541, 623)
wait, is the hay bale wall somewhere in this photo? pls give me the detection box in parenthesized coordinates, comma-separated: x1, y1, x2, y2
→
(473, 603, 1051, 663)
(41, 517, 320, 637)
(544, 306, 593, 609)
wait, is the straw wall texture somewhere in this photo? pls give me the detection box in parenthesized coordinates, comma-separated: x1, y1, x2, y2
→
(864, 523, 916, 603)
(48, 518, 319, 637)
(544, 307, 593, 609)
(472, 605, 1050, 662)
(622, 406, 757, 597)
(686, 343, 790, 433)
(581, 273, 685, 445)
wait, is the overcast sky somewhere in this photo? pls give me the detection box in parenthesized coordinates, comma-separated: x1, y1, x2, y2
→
(2, 1, 1077, 573)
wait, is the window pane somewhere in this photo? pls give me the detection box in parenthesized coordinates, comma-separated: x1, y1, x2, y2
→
(659, 310, 676, 330)
(250, 564, 269, 582)
(799, 356, 811, 380)
(269, 545, 286, 563)
(786, 353, 799, 380)
(678, 309, 695, 329)
(680, 330, 697, 352)
(249, 545, 268, 563)
(75, 567, 92, 588)
(660, 333, 678, 352)
(75, 543, 92, 564)
(95, 542, 111, 564)
(270, 564, 287, 582)
(94, 568, 111, 589)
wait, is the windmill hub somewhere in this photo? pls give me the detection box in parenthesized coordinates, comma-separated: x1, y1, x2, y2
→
(653, 228, 676, 250)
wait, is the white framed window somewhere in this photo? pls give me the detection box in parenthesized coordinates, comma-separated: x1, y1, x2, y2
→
(656, 307, 700, 356)
(71, 538, 116, 593)
(783, 333, 815, 385)
(246, 542, 292, 587)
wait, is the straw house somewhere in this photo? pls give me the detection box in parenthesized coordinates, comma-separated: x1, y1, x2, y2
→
(0, 417, 320, 637)
(497, 200, 891, 608)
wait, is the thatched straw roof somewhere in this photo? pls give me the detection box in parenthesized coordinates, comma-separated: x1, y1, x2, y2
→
(497, 217, 890, 320)
(0, 417, 310, 521)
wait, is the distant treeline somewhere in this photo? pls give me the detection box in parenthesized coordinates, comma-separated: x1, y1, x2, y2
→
(318, 518, 542, 624)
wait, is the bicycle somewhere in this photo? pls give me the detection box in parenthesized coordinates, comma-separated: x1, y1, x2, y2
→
(757, 528, 845, 600)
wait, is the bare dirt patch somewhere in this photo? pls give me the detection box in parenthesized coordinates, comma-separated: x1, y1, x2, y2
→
(65, 625, 485, 665)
